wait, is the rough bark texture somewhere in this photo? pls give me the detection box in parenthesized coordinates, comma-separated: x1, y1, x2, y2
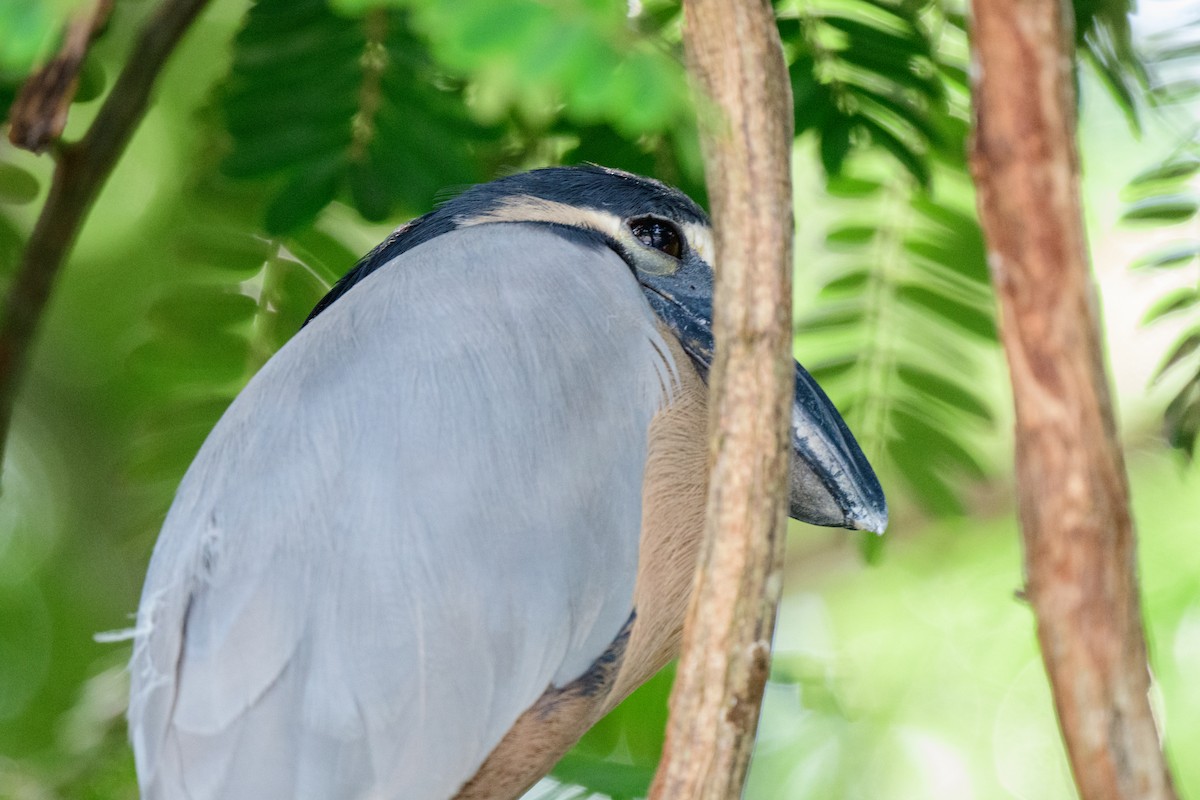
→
(967, 1, 1179, 798)
(0, 0, 211, 473)
(648, 1, 794, 798)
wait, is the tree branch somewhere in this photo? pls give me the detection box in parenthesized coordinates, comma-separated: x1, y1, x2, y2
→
(0, 0, 211, 472)
(967, 0, 1179, 798)
(648, 0, 794, 797)
(7, 0, 115, 152)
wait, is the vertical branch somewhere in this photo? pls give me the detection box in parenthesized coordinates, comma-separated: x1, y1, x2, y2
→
(967, 1, 1179, 799)
(0, 0, 212, 473)
(648, 0, 794, 797)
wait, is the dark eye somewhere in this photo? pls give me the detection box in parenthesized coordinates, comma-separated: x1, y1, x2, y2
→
(629, 216, 683, 259)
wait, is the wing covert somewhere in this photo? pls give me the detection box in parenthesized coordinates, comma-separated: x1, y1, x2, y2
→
(129, 223, 676, 799)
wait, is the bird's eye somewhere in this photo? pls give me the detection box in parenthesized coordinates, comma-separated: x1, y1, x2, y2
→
(629, 217, 683, 259)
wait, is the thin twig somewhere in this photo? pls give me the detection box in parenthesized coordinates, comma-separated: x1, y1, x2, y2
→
(0, 0, 212, 474)
(647, 1, 795, 797)
(7, 0, 115, 152)
(967, 0, 1178, 797)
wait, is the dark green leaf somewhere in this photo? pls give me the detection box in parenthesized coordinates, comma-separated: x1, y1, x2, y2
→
(898, 284, 996, 339)
(1121, 193, 1199, 224)
(0, 162, 39, 204)
(1164, 378, 1200, 458)
(859, 528, 886, 563)
(128, 332, 250, 388)
(263, 156, 343, 235)
(806, 353, 860, 383)
(857, 116, 931, 187)
(822, 15, 931, 60)
(0, 213, 21, 274)
(172, 228, 273, 275)
(819, 114, 854, 177)
(222, 124, 351, 179)
(147, 287, 258, 335)
(888, 438, 965, 516)
(835, 46, 942, 102)
(893, 407, 987, 479)
(896, 364, 994, 422)
(1128, 156, 1200, 186)
(1153, 331, 1200, 383)
(848, 85, 941, 147)
(287, 227, 359, 287)
(797, 302, 865, 332)
(551, 752, 656, 799)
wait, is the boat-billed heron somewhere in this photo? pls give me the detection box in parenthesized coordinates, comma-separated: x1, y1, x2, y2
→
(128, 165, 886, 799)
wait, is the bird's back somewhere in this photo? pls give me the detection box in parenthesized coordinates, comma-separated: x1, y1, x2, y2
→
(129, 223, 676, 799)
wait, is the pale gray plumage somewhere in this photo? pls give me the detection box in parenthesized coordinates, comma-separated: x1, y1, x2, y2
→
(128, 164, 888, 800)
(129, 223, 677, 799)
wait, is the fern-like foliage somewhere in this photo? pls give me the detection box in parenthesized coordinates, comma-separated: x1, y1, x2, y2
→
(779, 0, 947, 186)
(1120, 16, 1200, 458)
(221, 0, 502, 234)
(124, 141, 354, 504)
(777, 0, 999, 550)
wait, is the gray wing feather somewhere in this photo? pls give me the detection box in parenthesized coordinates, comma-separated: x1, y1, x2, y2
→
(128, 223, 676, 799)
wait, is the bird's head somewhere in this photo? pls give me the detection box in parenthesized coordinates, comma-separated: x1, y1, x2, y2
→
(308, 165, 887, 534)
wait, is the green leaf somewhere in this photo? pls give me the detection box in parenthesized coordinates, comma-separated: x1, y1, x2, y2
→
(822, 15, 932, 60)
(74, 54, 107, 103)
(1164, 378, 1200, 457)
(264, 156, 343, 235)
(551, 752, 656, 799)
(848, 84, 941, 147)
(287, 227, 359, 287)
(888, 438, 965, 516)
(1121, 193, 1199, 224)
(825, 175, 884, 198)
(147, 287, 259, 336)
(857, 116, 931, 187)
(797, 303, 865, 332)
(1130, 241, 1200, 270)
(0, 163, 39, 204)
(172, 228, 273, 275)
(898, 284, 996, 340)
(893, 407, 987, 479)
(820, 269, 871, 297)
(819, 113, 854, 177)
(220, 1, 499, 231)
(896, 364, 994, 422)
(1128, 156, 1200, 186)
(826, 225, 876, 247)
(806, 353, 860, 383)
(128, 332, 250, 388)
(1153, 331, 1200, 383)
(1143, 288, 1199, 325)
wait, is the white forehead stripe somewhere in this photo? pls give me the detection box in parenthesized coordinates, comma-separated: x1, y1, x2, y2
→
(682, 222, 714, 265)
(460, 194, 713, 270)
(457, 196, 623, 239)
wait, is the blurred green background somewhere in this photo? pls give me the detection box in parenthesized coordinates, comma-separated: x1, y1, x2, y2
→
(1, 0, 1199, 798)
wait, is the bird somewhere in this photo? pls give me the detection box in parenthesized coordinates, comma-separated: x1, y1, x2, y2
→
(127, 164, 887, 800)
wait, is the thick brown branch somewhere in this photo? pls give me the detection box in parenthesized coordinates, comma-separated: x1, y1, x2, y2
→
(648, 0, 794, 798)
(967, 1, 1178, 798)
(0, 0, 211, 471)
